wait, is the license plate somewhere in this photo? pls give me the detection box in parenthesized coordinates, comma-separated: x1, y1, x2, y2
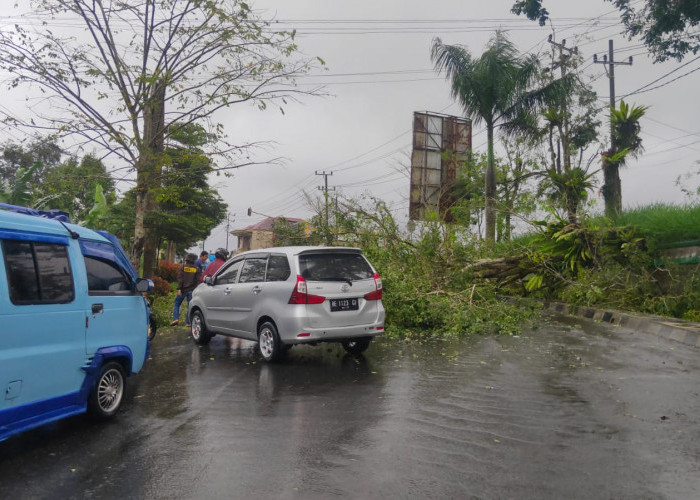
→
(330, 298, 359, 312)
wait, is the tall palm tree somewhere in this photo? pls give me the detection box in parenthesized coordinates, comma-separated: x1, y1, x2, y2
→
(603, 100, 648, 218)
(432, 31, 571, 244)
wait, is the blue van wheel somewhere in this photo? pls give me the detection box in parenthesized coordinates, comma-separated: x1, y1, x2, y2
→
(88, 362, 126, 419)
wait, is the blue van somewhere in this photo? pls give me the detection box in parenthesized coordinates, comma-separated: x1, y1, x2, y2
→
(0, 205, 152, 442)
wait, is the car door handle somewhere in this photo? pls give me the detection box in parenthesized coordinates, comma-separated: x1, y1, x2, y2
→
(91, 303, 104, 315)
(252, 286, 262, 294)
(224, 287, 232, 295)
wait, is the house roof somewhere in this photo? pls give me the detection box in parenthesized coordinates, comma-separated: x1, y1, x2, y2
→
(233, 216, 305, 234)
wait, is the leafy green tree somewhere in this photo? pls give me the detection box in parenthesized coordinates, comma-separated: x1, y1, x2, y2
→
(450, 146, 537, 241)
(150, 124, 227, 256)
(449, 152, 486, 234)
(498, 138, 538, 239)
(37, 154, 116, 222)
(511, 0, 700, 62)
(0, 0, 320, 274)
(102, 124, 227, 261)
(0, 138, 62, 189)
(271, 218, 315, 247)
(532, 41, 600, 222)
(431, 31, 572, 245)
(0, 163, 41, 206)
(603, 100, 648, 218)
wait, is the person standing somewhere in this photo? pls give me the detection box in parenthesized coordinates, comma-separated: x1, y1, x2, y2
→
(200, 247, 228, 282)
(196, 250, 209, 273)
(170, 253, 200, 326)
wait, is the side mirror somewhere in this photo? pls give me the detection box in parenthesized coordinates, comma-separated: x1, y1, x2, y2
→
(204, 275, 213, 285)
(136, 278, 154, 293)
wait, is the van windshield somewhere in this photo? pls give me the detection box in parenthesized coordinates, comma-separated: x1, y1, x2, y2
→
(298, 253, 373, 282)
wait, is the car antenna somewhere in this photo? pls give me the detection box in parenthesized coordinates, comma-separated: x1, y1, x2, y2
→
(58, 220, 80, 239)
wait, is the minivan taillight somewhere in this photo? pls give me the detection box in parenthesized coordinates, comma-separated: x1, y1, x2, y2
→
(289, 275, 326, 304)
(363, 272, 383, 301)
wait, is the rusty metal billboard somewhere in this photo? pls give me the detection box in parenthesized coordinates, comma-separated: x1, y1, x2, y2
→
(409, 112, 472, 221)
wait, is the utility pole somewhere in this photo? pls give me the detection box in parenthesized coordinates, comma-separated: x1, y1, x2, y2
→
(546, 34, 578, 173)
(594, 40, 633, 145)
(315, 170, 334, 245)
(225, 213, 235, 252)
(594, 40, 633, 218)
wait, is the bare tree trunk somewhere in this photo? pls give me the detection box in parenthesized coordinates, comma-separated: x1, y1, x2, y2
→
(132, 161, 149, 272)
(132, 80, 166, 277)
(166, 240, 177, 262)
(484, 123, 496, 246)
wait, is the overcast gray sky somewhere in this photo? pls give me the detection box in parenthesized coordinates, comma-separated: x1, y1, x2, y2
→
(200, 0, 700, 250)
(5, 1, 700, 251)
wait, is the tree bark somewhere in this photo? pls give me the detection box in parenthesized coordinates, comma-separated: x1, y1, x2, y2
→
(602, 155, 622, 219)
(132, 80, 166, 277)
(484, 123, 496, 246)
(166, 240, 177, 262)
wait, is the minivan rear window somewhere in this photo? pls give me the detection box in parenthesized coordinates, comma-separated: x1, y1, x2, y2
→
(266, 255, 291, 282)
(298, 253, 373, 281)
(2, 239, 74, 304)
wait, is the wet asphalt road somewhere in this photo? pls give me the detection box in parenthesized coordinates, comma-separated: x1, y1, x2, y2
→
(1, 315, 699, 499)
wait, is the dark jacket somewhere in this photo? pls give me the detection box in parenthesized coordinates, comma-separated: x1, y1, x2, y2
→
(178, 256, 201, 292)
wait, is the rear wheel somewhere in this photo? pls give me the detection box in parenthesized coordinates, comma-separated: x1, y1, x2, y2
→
(258, 321, 284, 362)
(342, 338, 371, 355)
(88, 362, 126, 419)
(191, 311, 212, 346)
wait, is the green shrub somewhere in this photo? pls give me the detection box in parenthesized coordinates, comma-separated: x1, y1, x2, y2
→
(150, 290, 176, 328)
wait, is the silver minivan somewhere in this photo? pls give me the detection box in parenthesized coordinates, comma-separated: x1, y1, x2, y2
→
(187, 246, 385, 361)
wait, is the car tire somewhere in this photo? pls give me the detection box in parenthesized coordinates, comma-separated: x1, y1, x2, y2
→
(258, 321, 284, 362)
(342, 338, 371, 355)
(148, 313, 157, 341)
(191, 310, 211, 346)
(88, 362, 126, 419)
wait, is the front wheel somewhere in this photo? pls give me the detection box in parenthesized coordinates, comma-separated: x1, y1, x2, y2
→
(88, 362, 126, 419)
(148, 313, 157, 341)
(342, 338, 371, 355)
(190, 311, 211, 346)
(258, 321, 284, 362)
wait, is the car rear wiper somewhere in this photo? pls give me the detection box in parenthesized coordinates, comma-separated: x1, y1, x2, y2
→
(316, 277, 353, 286)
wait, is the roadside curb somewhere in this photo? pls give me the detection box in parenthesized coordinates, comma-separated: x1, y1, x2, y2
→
(539, 301, 700, 349)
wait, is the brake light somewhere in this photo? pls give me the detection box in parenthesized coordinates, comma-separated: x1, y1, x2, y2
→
(364, 272, 383, 301)
(288, 275, 326, 304)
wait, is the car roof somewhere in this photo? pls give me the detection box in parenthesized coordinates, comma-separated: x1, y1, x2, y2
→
(232, 246, 364, 259)
(0, 208, 111, 243)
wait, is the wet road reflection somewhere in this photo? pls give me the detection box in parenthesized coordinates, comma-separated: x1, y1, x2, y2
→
(1, 317, 699, 499)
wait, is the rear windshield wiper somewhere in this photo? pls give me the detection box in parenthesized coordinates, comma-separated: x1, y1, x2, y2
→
(315, 277, 353, 286)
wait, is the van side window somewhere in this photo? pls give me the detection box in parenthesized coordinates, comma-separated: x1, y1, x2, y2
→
(2, 239, 75, 304)
(238, 257, 267, 283)
(84, 256, 132, 294)
(266, 255, 291, 282)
